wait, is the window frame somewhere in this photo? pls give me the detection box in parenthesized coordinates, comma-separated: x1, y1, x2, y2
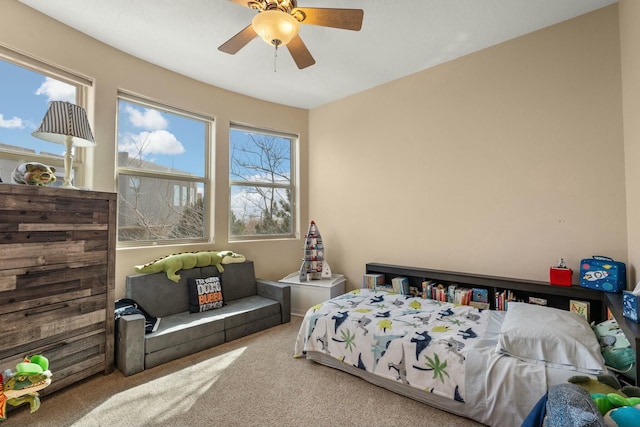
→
(116, 91, 213, 247)
(229, 122, 297, 241)
(0, 43, 93, 187)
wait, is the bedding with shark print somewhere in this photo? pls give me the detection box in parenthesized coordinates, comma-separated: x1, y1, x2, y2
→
(293, 288, 490, 403)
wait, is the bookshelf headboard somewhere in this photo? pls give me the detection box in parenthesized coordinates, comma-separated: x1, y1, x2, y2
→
(364, 263, 606, 323)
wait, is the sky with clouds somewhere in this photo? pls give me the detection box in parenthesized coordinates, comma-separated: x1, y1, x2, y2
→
(0, 58, 290, 219)
(0, 61, 75, 156)
(0, 58, 205, 177)
(117, 100, 204, 177)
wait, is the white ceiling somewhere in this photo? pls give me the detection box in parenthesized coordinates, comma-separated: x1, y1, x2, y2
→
(19, 0, 617, 109)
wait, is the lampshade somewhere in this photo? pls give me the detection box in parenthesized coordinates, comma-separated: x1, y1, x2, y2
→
(32, 101, 95, 147)
(252, 10, 300, 47)
(32, 101, 95, 189)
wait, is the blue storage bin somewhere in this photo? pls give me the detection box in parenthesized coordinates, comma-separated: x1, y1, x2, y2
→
(622, 290, 640, 323)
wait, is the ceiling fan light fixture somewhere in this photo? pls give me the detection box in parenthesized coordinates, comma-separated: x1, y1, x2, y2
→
(252, 10, 300, 47)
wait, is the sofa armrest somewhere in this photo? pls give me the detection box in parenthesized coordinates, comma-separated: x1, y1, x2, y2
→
(256, 279, 291, 324)
(116, 314, 146, 376)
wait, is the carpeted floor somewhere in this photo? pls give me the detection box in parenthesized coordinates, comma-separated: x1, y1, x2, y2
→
(4, 316, 485, 427)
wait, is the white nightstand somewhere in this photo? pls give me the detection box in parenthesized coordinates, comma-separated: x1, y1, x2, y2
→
(279, 272, 346, 316)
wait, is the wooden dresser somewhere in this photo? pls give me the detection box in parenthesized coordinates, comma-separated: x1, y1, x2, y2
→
(0, 184, 116, 395)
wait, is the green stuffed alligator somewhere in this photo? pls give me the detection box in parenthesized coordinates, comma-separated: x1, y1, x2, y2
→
(134, 250, 246, 283)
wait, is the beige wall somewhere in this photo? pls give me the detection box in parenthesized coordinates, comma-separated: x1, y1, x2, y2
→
(2, 2, 634, 297)
(309, 5, 628, 290)
(1, 1, 308, 298)
(620, 0, 640, 287)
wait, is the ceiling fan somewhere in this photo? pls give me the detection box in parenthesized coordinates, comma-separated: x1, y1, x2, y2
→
(218, 0, 364, 69)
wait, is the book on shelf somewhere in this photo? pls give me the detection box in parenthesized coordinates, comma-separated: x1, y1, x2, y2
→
(421, 280, 436, 299)
(363, 273, 384, 290)
(528, 297, 547, 306)
(447, 284, 457, 302)
(377, 284, 394, 292)
(450, 285, 472, 305)
(570, 299, 590, 322)
(472, 288, 489, 303)
(495, 289, 517, 311)
(391, 277, 410, 295)
(434, 284, 447, 302)
(424, 282, 448, 302)
(419, 281, 474, 305)
(421, 280, 432, 299)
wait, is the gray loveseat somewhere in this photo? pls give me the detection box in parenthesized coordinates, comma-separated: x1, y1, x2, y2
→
(116, 260, 290, 376)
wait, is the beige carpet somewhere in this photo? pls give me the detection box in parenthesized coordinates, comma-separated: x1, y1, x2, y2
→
(5, 317, 485, 427)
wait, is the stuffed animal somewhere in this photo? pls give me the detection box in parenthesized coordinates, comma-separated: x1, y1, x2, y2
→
(134, 250, 246, 282)
(605, 406, 640, 427)
(540, 383, 605, 427)
(0, 354, 52, 421)
(568, 374, 640, 427)
(12, 162, 56, 186)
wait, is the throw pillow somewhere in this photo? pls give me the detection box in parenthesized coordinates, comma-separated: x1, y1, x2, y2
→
(187, 275, 224, 313)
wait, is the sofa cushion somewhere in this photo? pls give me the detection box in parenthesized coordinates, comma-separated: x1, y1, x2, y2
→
(206, 262, 257, 302)
(226, 313, 282, 342)
(221, 295, 280, 329)
(145, 331, 225, 369)
(144, 294, 278, 354)
(145, 310, 225, 353)
(126, 268, 202, 317)
(187, 274, 224, 313)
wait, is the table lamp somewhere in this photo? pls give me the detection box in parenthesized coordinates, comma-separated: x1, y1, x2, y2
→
(32, 101, 95, 189)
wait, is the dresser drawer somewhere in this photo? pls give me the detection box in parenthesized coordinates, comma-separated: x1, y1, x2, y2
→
(0, 294, 107, 359)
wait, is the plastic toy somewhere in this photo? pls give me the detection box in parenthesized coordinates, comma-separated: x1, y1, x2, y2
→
(0, 354, 52, 421)
(568, 374, 640, 427)
(12, 162, 56, 186)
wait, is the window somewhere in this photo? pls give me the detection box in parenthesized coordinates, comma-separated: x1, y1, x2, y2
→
(230, 124, 296, 238)
(116, 93, 211, 245)
(0, 46, 91, 186)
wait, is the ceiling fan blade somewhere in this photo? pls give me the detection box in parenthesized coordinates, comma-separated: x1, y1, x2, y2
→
(218, 24, 257, 54)
(292, 8, 364, 31)
(286, 35, 315, 69)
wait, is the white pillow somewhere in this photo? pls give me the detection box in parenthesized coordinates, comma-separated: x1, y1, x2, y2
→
(496, 302, 605, 374)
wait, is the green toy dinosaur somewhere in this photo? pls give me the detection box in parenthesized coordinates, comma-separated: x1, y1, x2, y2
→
(568, 374, 640, 416)
(134, 250, 246, 283)
(0, 355, 52, 421)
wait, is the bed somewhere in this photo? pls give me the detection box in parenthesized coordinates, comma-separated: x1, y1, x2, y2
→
(293, 287, 607, 427)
